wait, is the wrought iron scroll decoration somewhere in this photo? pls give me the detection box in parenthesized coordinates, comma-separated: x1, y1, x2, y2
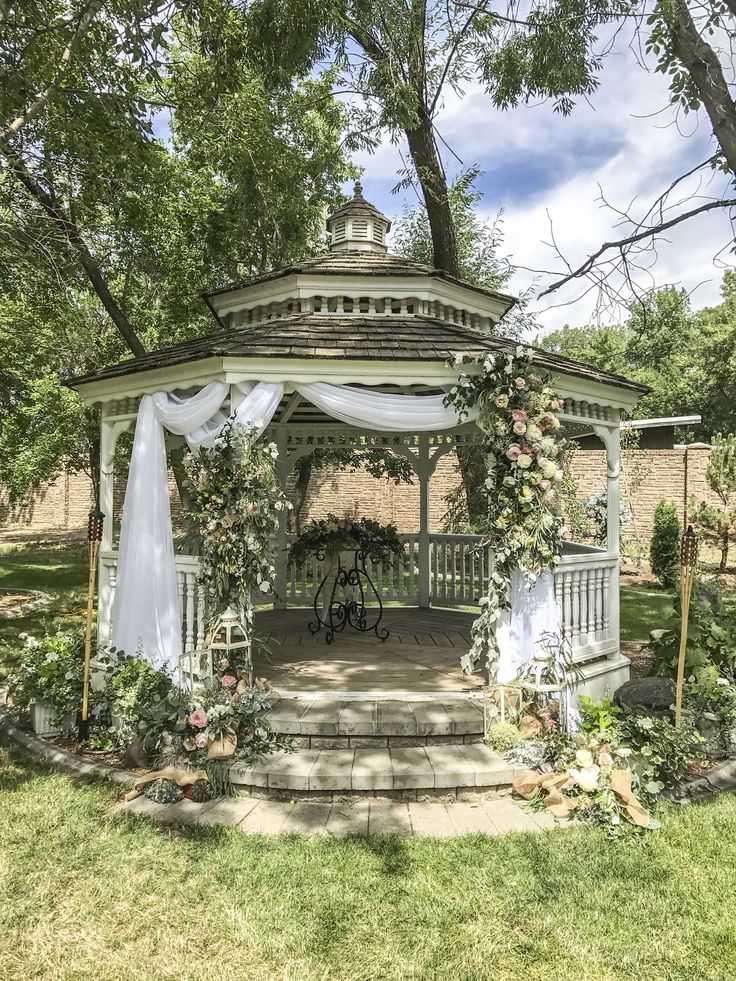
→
(309, 548, 389, 644)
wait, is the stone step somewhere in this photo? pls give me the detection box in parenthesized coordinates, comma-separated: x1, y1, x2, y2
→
(231, 743, 517, 796)
(266, 694, 485, 740)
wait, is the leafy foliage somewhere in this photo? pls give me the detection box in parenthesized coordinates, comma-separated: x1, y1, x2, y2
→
(289, 515, 404, 567)
(691, 433, 736, 572)
(651, 578, 736, 678)
(650, 499, 681, 589)
(5, 629, 85, 727)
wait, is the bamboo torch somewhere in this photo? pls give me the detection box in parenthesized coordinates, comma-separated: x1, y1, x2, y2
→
(674, 525, 698, 730)
(78, 508, 105, 742)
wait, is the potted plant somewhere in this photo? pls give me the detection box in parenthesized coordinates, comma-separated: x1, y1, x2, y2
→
(7, 630, 85, 735)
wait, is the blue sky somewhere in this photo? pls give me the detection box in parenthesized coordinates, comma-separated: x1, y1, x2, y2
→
(349, 41, 734, 333)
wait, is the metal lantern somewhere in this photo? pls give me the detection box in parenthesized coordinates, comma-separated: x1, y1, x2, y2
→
(675, 525, 699, 729)
(517, 636, 569, 729)
(209, 607, 252, 683)
(79, 508, 105, 741)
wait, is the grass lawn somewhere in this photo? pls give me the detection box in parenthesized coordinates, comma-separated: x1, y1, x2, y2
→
(0, 544, 87, 675)
(0, 747, 735, 981)
(620, 586, 675, 643)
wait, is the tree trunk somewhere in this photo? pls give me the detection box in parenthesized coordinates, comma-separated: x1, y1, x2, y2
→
(456, 444, 489, 529)
(404, 104, 459, 277)
(289, 455, 313, 534)
(668, 0, 736, 175)
(720, 530, 729, 573)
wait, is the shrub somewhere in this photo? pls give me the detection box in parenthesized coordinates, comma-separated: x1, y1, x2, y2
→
(106, 654, 178, 738)
(650, 498, 681, 589)
(618, 711, 702, 802)
(485, 721, 520, 753)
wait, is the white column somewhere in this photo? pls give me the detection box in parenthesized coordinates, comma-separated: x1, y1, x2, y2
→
(418, 434, 431, 608)
(274, 425, 290, 610)
(98, 414, 133, 644)
(595, 423, 621, 658)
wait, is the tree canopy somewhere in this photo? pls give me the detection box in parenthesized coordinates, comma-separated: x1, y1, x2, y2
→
(540, 273, 736, 439)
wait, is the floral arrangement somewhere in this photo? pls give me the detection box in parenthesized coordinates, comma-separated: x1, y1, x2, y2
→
(185, 420, 290, 666)
(289, 514, 404, 567)
(444, 347, 568, 678)
(511, 695, 703, 836)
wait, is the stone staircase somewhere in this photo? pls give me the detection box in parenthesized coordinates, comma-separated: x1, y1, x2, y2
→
(233, 693, 520, 801)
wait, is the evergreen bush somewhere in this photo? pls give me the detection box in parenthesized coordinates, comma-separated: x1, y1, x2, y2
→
(650, 498, 681, 588)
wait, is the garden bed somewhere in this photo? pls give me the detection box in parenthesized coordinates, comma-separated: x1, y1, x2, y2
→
(0, 587, 52, 619)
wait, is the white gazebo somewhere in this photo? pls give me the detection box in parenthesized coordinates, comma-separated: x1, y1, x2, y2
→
(70, 182, 644, 714)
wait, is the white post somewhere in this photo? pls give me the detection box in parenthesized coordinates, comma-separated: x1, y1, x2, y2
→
(274, 425, 290, 610)
(418, 434, 431, 608)
(596, 423, 621, 658)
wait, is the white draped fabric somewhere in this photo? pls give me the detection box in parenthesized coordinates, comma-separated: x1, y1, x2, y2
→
(111, 379, 556, 678)
(495, 571, 561, 685)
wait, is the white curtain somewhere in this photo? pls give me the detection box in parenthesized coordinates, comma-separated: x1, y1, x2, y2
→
(112, 381, 283, 673)
(496, 571, 561, 684)
(297, 382, 478, 431)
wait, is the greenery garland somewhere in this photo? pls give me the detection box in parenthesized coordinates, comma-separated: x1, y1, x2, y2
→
(444, 347, 569, 679)
(289, 515, 404, 567)
(185, 421, 291, 652)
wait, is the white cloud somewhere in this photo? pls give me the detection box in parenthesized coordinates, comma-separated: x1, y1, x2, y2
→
(350, 39, 734, 333)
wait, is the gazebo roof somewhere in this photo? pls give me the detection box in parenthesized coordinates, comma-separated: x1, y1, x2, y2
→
(203, 249, 516, 312)
(68, 313, 647, 394)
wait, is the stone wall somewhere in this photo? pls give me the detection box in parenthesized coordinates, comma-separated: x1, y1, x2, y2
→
(1, 443, 722, 545)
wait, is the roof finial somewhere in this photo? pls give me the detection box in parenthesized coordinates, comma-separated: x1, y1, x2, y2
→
(353, 180, 364, 198)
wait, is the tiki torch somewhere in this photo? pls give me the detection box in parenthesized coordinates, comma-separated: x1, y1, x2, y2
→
(674, 525, 698, 730)
(78, 508, 105, 742)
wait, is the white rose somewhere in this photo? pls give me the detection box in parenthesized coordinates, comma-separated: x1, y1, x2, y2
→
(570, 765, 600, 793)
(575, 748, 593, 767)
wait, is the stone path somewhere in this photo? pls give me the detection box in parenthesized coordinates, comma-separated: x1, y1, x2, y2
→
(119, 794, 567, 837)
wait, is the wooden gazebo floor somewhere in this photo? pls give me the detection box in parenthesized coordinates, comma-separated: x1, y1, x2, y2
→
(252, 607, 482, 695)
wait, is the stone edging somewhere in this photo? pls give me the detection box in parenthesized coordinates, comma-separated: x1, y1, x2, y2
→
(0, 696, 136, 788)
(0, 587, 53, 620)
(667, 757, 736, 804)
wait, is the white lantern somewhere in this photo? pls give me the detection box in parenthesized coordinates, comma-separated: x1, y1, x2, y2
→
(517, 634, 568, 728)
(209, 606, 252, 683)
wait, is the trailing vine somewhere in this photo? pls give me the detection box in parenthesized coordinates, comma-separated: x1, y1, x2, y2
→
(444, 347, 568, 679)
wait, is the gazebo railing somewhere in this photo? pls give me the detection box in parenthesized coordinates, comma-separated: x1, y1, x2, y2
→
(99, 535, 617, 663)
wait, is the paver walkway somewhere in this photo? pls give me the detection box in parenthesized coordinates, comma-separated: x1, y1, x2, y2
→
(119, 794, 567, 837)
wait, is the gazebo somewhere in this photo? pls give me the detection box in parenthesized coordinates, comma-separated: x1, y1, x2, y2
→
(69, 183, 645, 797)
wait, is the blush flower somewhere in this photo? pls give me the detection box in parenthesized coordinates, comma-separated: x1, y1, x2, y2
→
(506, 444, 522, 461)
(539, 479, 551, 491)
(514, 377, 526, 390)
(511, 409, 527, 422)
(194, 731, 208, 750)
(513, 421, 527, 435)
(188, 709, 208, 729)
(495, 394, 509, 408)
(221, 674, 237, 688)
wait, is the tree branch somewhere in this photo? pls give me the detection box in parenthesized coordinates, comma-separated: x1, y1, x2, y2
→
(539, 197, 736, 298)
(0, 0, 104, 146)
(3, 151, 147, 357)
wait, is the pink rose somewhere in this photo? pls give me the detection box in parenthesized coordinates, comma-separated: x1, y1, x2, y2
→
(506, 444, 522, 461)
(194, 732, 208, 750)
(221, 674, 237, 688)
(514, 377, 526, 390)
(511, 410, 527, 422)
(188, 709, 208, 729)
(539, 479, 551, 491)
(598, 751, 614, 767)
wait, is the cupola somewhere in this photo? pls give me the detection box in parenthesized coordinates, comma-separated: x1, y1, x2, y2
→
(326, 181, 391, 253)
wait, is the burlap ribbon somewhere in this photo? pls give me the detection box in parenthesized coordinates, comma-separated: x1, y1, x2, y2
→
(123, 765, 209, 802)
(513, 767, 651, 828)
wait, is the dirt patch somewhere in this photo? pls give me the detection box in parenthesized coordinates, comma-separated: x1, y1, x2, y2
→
(0, 593, 32, 611)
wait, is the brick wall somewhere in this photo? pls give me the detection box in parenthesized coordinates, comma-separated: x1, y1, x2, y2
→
(1, 443, 722, 545)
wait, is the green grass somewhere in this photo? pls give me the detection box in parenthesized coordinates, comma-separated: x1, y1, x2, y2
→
(1, 747, 735, 980)
(0, 544, 87, 673)
(620, 586, 675, 643)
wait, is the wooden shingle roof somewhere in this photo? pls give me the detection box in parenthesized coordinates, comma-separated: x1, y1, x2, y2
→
(68, 313, 648, 393)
